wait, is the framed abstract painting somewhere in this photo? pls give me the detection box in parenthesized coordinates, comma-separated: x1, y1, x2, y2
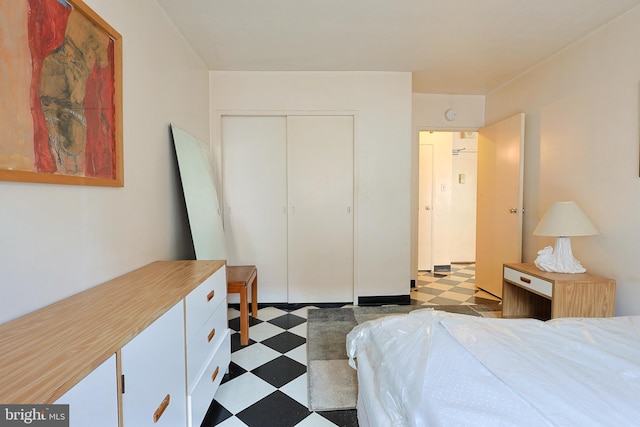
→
(0, 0, 123, 187)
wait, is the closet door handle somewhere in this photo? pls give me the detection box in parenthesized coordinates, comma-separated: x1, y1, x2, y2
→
(153, 394, 170, 423)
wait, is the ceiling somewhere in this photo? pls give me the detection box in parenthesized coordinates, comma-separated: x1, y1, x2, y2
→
(155, 0, 640, 95)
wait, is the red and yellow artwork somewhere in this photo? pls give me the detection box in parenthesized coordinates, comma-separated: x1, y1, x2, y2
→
(0, 0, 122, 186)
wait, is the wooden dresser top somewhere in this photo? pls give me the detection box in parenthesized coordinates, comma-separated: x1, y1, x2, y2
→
(0, 260, 225, 404)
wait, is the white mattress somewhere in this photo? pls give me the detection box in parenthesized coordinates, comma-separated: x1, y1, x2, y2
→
(346, 309, 640, 427)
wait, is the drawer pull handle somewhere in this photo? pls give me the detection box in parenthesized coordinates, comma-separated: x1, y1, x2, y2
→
(520, 276, 531, 284)
(153, 394, 170, 423)
(207, 328, 216, 342)
(207, 290, 215, 302)
(211, 366, 220, 383)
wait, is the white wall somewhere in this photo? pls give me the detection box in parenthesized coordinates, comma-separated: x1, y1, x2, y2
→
(0, 0, 211, 324)
(210, 71, 413, 299)
(411, 94, 485, 280)
(486, 6, 640, 316)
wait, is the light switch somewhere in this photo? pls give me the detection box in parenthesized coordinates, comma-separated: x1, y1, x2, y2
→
(458, 173, 465, 184)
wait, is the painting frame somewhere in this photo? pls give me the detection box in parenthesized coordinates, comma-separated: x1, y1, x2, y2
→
(0, 0, 123, 187)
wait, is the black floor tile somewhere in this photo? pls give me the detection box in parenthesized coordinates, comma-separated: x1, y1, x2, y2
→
(268, 313, 307, 330)
(236, 390, 311, 427)
(428, 296, 464, 305)
(228, 315, 262, 332)
(230, 332, 257, 352)
(220, 361, 247, 385)
(261, 331, 306, 354)
(317, 409, 359, 427)
(435, 278, 462, 285)
(251, 355, 306, 388)
(453, 272, 475, 278)
(200, 400, 232, 426)
(448, 286, 476, 295)
(415, 287, 444, 296)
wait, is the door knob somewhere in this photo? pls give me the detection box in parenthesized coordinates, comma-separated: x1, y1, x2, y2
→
(425, 206, 432, 211)
(509, 208, 518, 213)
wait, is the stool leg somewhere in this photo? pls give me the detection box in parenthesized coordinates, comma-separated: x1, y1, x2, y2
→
(240, 286, 249, 346)
(251, 275, 258, 317)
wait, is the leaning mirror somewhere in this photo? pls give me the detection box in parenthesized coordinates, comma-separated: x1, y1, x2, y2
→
(171, 123, 227, 260)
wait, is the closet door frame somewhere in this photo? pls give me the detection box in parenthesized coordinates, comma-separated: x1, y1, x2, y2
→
(215, 110, 359, 305)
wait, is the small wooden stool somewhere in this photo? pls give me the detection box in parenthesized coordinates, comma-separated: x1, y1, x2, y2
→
(226, 265, 258, 345)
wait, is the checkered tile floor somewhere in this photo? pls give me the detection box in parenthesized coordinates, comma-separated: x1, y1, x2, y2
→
(202, 264, 501, 427)
(411, 264, 501, 314)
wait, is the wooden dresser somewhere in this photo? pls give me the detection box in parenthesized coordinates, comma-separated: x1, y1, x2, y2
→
(0, 260, 229, 427)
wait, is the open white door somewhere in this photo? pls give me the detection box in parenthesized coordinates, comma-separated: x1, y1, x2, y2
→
(418, 143, 434, 271)
(475, 113, 525, 297)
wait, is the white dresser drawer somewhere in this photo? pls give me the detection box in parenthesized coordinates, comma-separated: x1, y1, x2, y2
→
(188, 330, 231, 427)
(186, 298, 228, 388)
(185, 267, 226, 343)
(504, 266, 552, 297)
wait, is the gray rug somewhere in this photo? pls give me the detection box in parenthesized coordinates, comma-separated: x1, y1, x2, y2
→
(306, 305, 485, 411)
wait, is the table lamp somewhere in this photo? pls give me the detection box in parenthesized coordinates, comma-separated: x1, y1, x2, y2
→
(533, 201, 598, 273)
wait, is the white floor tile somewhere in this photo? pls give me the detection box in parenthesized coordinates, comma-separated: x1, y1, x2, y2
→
(248, 321, 285, 342)
(232, 343, 281, 371)
(256, 306, 288, 321)
(409, 292, 435, 303)
(294, 412, 341, 426)
(216, 416, 249, 426)
(289, 322, 307, 338)
(438, 290, 472, 302)
(214, 372, 276, 414)
(428, 282, 455, 291)
(279, 373, 308, 407)
(290, 306, 318, 319)
(444, 275, 468, 282)
(228, 307, 241, 320)
(457, 282, 478, 289)
(286, 343, 307, 366)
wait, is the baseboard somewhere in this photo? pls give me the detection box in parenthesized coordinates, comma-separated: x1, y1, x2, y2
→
(229, 294, 412, 310)
(228, 302, 353, 311)
(358, 294, 411, 306)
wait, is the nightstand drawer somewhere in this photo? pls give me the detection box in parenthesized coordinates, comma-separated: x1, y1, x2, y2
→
(504, 266, 552, 298)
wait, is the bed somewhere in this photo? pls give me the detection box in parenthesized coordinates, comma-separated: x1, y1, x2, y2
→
(346, 309, 640, 427)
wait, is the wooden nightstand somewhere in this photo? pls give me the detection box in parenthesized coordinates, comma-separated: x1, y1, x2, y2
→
(502, 263, 616, 319)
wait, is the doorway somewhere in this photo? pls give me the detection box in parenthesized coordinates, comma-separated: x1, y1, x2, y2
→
(417, 131, 478, 272)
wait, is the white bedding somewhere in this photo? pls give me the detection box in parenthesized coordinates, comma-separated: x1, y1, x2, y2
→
(346, 309, 640, 427)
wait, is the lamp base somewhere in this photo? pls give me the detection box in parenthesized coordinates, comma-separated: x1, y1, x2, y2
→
(534, 237, 586, 273)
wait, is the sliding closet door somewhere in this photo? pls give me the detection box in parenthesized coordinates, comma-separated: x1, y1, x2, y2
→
(286, 116, 354, 303)
(221, 116, 288, 302)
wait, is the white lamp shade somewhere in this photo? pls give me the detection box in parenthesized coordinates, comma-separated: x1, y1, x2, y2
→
(533, 201, 598, 237)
